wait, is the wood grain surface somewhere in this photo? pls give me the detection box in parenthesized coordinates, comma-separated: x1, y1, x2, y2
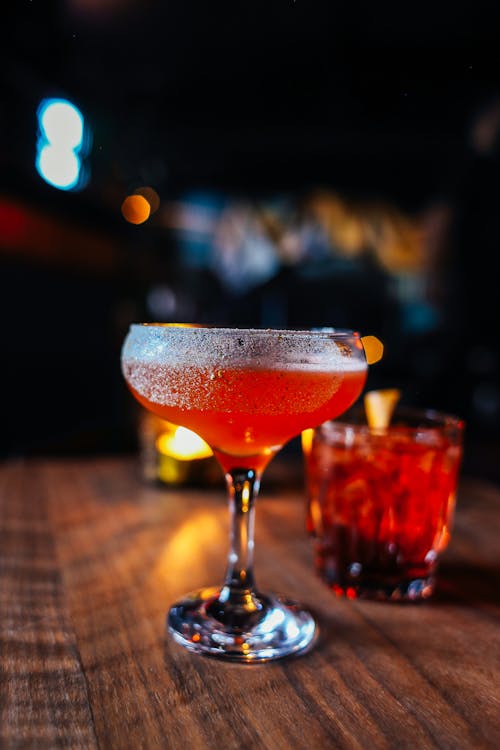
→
(1, 457, 499, 749)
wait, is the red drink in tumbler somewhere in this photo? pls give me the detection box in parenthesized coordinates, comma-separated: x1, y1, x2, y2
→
(305, 408, 464, 600)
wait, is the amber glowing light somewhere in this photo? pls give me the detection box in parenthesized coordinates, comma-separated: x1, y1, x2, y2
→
(121, 194, 150, 224)
(301, 428, 314, 455)
(156, 426, 213, 461)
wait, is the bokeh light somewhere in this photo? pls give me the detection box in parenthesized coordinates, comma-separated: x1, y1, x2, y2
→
(121, 194, 151, 224)
(35, 98, 89, 191)
(38, 99, 84, 149)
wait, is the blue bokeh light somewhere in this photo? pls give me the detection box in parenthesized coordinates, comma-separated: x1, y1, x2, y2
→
(35, 98, 90, 191)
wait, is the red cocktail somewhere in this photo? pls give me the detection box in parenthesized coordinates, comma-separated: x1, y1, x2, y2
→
(121, 325, 368, 660)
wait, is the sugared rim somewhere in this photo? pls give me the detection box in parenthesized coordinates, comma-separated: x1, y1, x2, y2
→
(129, 323, 362, 338)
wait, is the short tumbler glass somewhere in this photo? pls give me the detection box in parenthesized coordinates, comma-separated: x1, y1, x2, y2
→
(304, 406, 465, 601)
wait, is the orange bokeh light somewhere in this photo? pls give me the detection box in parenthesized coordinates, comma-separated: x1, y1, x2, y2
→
(121, 194, 150, 225)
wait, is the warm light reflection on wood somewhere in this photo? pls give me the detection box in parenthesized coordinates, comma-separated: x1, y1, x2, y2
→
(155, 512, 225, 581)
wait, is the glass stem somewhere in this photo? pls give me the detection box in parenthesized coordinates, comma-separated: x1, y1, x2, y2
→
(219, 468, 260, 609)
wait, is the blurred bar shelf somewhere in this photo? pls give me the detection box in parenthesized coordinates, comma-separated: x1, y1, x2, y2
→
(1, 457, 499, 749)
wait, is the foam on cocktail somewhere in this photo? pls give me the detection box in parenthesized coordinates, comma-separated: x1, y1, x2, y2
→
(123, 362, 353, 413)
(122, 326, 366, 415)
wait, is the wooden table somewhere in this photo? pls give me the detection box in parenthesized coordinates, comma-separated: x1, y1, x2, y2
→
(1, 456, 499, 749)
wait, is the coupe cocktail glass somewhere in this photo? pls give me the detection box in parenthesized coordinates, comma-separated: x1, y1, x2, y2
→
(121, 325, 368, 661)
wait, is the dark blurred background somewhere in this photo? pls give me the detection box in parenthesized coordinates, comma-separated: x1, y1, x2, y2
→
(2, 1, 500, 479)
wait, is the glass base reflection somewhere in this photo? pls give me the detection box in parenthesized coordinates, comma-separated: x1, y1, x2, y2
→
(168, 587, 317, 662)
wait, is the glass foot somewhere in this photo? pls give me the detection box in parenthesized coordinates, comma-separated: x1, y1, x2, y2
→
(167, 586, 317, 662)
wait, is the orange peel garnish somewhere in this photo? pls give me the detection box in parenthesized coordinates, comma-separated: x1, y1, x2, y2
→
(361, 335, 384, 365)
(364, 388, 401, 429)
